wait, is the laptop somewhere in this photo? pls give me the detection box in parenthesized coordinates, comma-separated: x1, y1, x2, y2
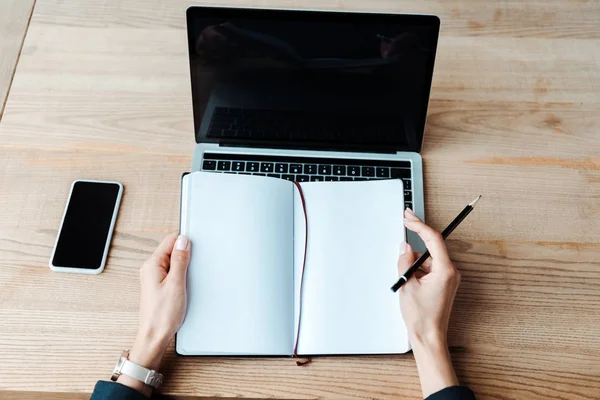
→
(186, 6, 440, 252)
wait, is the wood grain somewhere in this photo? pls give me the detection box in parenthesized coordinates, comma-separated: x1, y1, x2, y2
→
(0, 0, 36, 120)
(0, 0, 599, 399)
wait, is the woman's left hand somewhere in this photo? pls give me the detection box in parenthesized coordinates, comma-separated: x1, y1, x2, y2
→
(117, 233, 191, 396)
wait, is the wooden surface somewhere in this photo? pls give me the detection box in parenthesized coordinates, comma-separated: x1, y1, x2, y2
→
(0, 0, 35, 119)
(1, 0, 599, 399)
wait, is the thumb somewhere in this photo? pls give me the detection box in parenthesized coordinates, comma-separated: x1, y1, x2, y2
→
(397, 242, 414, 276)
(169, 234, 191, 282)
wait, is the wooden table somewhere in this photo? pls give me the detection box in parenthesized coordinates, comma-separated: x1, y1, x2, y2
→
(0, 0, 35, 118)
(1, 0, 599, 399)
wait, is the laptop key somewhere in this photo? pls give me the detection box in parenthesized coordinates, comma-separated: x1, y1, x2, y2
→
(325, 176, 339, 181)
(403, 179, 412, 190)
(290, 164, 302, 174)
(246, 162, 259, 172)
(404, 191, 412, 201)
(405, 202, 413, 210)
(319, 165, 332, 175)
(260, 162, 274, 173)
(253, 173, 266, 176)
(217, 161, 231, 171)
(304, 164, 317, 174)
(267, 174, 280, 178)
(282, 174, 294, 181)
(391, 168, 410, 179)
(340, 177, 353, 181)
(333, 165, 346, 175)
(275, 163, 288, 173)
(311, 176, 324, 182)
(232, 161, 245, 172)
(202, 160, 216, 170)
(296, 175, 310, 182)
(362, 166, 375, 177)
(348, 166, 360, 176)
(376, 167, 390, 178)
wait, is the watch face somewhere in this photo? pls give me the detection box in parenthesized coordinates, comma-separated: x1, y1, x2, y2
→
(110, 351, 129, 381)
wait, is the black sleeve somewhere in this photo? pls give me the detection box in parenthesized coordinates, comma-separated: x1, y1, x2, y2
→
(90, 381, 149, 400)
(425, 386, 476, 400)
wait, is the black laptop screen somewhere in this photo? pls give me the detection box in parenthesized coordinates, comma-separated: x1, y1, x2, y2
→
(186, 7, 439, 152)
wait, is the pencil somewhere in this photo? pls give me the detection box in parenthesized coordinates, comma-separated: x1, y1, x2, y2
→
(391, 195, 482, 292)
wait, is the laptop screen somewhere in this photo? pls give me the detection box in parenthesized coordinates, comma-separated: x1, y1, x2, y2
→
(187, 7, 439, 153)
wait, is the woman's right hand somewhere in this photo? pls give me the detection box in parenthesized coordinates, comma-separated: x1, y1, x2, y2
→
(398, 208, 461, 398)
(398, 208, 461, 345)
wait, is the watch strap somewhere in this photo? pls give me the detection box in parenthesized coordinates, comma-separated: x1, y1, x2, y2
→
(113, 350, 163, 389)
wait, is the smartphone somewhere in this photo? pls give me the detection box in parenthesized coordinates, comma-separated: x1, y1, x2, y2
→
(49, 180, 123, 274)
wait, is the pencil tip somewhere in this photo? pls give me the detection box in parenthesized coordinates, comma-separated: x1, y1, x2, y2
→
(469, 195, 482, 207)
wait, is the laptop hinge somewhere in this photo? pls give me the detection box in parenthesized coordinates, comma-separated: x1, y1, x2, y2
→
(215, 140, 402, 155)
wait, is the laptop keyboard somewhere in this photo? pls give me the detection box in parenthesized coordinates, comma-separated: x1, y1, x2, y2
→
(201, 153, 414, 210)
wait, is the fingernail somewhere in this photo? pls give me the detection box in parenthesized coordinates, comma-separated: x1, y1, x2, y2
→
(399, 242, 407, 254)
(405, 207, 418, 220)
(175, 235, 189, 250)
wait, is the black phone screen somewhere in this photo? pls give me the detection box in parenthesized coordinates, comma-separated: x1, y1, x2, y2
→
(52, 181, 121, 269)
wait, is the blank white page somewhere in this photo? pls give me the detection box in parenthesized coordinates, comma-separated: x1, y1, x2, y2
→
(295, 179, 410, 355)
(177, 172, 295, 355)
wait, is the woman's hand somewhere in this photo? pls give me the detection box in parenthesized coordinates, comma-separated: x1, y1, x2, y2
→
(398, 208, 461, 398)
(117, 233, 191, 396)
(399, 208, 461, 344)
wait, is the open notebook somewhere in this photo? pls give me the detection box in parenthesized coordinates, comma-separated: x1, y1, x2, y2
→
(177, 171, 409, 356)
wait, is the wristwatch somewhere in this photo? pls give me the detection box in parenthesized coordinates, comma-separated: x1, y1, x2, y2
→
(111, 350, 164, 389)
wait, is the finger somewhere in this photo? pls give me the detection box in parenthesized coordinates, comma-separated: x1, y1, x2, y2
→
(169, 234, 191, 283)
(398, 271, 420, 294)
(414, 269, 428, 279)
(404, 209, 451, 264)
(413, 253, 433, 273)
(397, 243, 415, 276)
(152, 232, 179, 266)
(142, 233, 179, 283)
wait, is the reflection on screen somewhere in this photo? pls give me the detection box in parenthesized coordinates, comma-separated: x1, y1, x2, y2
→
(187, 10, 439, 151)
